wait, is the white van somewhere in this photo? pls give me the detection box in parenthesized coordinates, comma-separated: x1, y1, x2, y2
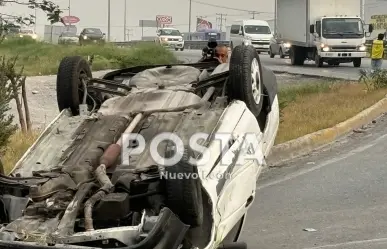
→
(229, 19, 273, 54)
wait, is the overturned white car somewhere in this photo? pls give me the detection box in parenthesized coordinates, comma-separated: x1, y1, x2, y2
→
(0, 45, 279, 249)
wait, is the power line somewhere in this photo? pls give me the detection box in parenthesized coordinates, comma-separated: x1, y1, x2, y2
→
(216, 13, 227, 31)
(191, 0, 273, 14)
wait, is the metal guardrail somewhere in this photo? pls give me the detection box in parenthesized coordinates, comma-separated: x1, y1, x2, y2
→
(112, 40, 230, 50)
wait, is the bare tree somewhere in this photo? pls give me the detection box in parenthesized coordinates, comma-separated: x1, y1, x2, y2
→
(0, 0, 62, 133)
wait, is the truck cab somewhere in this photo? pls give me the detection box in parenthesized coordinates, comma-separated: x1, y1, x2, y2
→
(309, 16, 373, 67)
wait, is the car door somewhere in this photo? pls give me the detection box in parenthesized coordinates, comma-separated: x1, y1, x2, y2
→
(214, 104, 265, 241)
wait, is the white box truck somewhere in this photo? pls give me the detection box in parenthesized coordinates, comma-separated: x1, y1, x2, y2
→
(275, 0, 374, 67)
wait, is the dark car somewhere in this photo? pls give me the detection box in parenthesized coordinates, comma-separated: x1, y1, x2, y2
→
(79, 28, 105, 45)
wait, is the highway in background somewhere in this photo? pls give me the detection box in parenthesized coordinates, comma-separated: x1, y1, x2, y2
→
(173, 49, 387, 80)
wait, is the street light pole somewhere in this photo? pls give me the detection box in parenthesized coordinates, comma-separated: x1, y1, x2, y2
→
(360, 0, 365, 20)
(108, 0, 111, 41)
(188, 0, 192, 40)
(68, 0, 71, 16)
(124, 0, 127, 41)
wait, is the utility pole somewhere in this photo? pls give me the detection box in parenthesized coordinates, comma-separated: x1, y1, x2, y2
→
(126, 28, 134, 41)
(124, 0, 127, 41)
(216, 13, 227, 31)
(68, 0, 71, 16)
(188, 0, 192, 40)
(360, 0, 365, 20)
(274, 0, 277, 34)
(249, 11, 260, 19)
(107, 0, 111, 41)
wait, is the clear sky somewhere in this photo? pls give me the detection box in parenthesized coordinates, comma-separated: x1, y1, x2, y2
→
(2, 0, 387, 41)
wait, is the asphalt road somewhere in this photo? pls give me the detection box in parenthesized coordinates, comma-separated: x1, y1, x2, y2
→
(174, 50, 387, 80)
(239, 113, 387, 248)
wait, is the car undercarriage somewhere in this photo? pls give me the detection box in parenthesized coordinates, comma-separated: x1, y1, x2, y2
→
(0, 45, 279, 249)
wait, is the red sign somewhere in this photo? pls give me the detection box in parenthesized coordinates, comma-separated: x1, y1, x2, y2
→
(156, 15, 172, 24)
(196, 18, 212, 31)
(60, 16, 80, 24)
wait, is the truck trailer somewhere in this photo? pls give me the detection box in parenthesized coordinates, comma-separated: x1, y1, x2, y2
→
(275, 0, 374, 67)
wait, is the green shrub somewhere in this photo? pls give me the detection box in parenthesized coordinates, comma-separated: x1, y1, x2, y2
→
(359, 68, 387, 90)
(0, 38, 178, 75)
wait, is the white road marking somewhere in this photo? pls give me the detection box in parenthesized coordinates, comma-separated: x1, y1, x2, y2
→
(257, 133, 387, 190)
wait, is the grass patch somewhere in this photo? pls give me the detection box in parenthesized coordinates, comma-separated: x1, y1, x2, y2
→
(276, 81, 387, 144)
(2, 129, 40, 174)
(0, 38, 178, 76)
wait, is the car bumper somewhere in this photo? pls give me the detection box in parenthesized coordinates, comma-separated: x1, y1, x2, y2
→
(252, 44, 270, 51)
(82, 39, 105, 43)
(0, 208, 188, 249)
(320, 51, 366, 58)
(160, 42, 184, 48)
(282, 47, 290, 54)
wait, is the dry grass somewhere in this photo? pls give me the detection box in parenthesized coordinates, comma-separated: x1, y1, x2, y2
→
(2, 129, 40, 174)
(276, 81, 387, 144)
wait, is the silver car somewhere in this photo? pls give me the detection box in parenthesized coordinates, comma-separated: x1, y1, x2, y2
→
(58, 31, 79, 44)
(269, 37, 291, 58)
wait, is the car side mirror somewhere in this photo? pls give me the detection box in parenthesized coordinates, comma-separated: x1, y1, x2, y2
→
(369, 24, 374, 33)
(238, 30, 243, 35)
(310, 24, 315, 34)
(103, 33, 106, 35)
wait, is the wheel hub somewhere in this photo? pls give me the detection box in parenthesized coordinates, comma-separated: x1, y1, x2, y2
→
(251, 58, 261, 105)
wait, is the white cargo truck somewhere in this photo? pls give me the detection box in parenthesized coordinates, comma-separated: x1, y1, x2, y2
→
(275, 0, 374, 67)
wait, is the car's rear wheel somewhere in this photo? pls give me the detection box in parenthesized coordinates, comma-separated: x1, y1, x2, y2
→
(56, 56, 92, 116)
(269, 47, 275, 58)
(228, 44, 264, 117)
(280, 48, 285, 58)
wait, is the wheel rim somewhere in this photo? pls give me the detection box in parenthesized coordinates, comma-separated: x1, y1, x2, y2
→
(251, 58, 261, 105)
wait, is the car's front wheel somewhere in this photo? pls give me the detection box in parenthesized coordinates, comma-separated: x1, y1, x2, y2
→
(228, 44, 264, 117)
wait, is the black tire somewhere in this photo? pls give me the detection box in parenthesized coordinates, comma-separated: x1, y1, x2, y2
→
(228, 45, 264, 117)
(353, 58, 361, 67)
(56, 56, 92, 116)
(180, 47, 184, 51)
(175, 48, 178, 51)
(269, 47, 275, 58)
(290, 46, 305, 65)
(334, 62, 340, 66)
(280, 48, 285, 58)
(315, 52, 323, 67)
(165, 157, 203, 227)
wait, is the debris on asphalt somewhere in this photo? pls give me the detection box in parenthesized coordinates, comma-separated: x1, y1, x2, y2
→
(303, 228, 317, 232)
(31, 90, 39, 94)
